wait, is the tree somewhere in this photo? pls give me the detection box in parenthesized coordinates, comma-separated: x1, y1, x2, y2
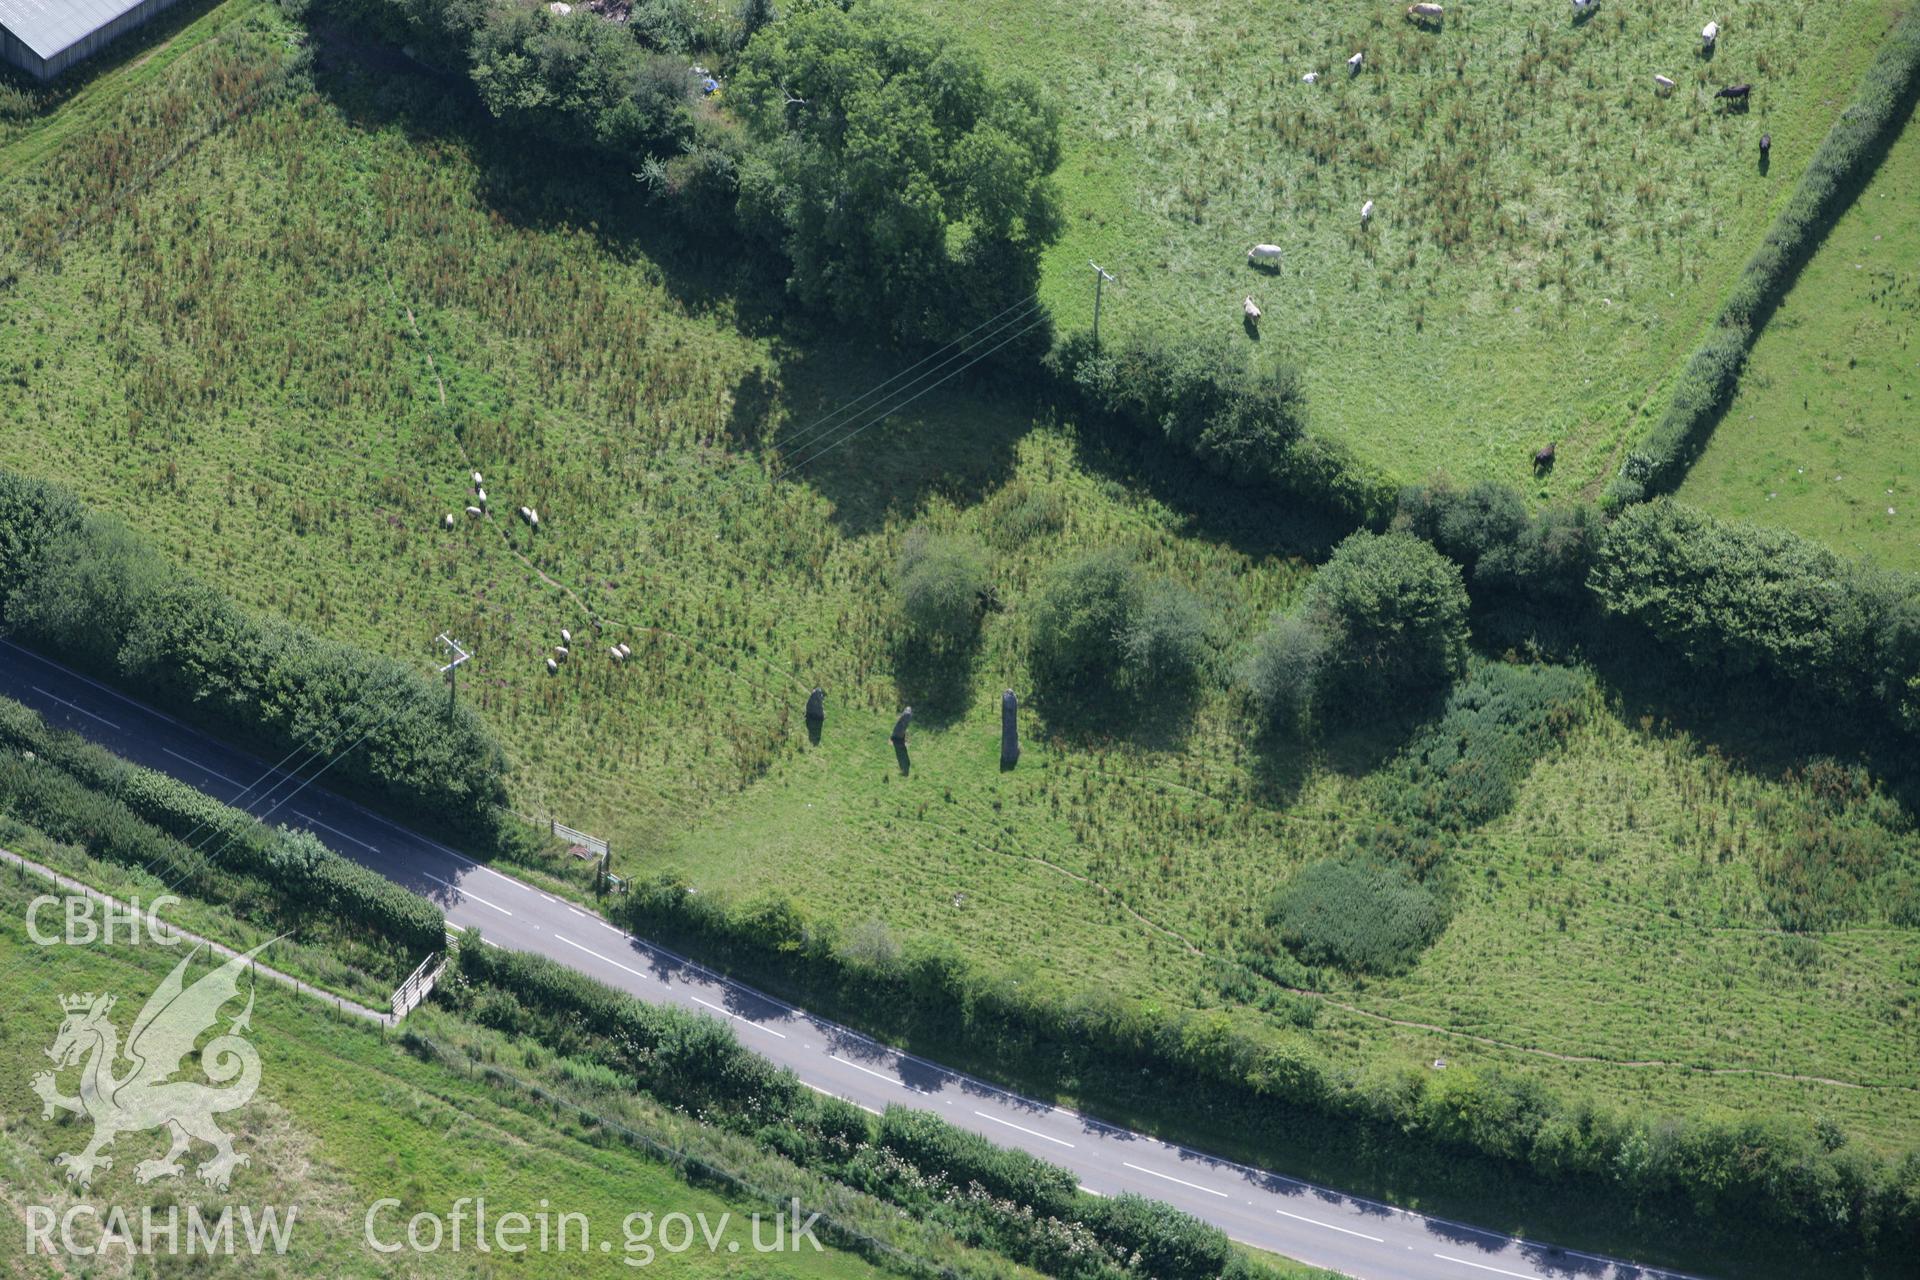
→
(1238, 611, 1330, 733)
(732, 1, 1062, 342)
(1299, 530, 1469, 715)
(1028, 550, 1142, 700)
(894, 528, 988, 648)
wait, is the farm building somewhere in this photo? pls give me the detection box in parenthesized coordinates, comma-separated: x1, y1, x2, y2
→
(0, 0, 188, 81)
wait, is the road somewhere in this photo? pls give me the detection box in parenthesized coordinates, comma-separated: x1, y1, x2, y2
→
(0, 639, 1704, 1280)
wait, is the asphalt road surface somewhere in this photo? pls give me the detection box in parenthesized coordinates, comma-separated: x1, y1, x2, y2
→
(0, 639, 1706, 1280)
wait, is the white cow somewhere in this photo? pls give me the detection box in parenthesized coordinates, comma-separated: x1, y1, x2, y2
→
(1653, 74, 1676, 92)
(1244, 296, 1262, 321)
(1301, 71, 1319, 84)
(1702, 21, 1719, 47)
(465, 505, 482, 519)
(1347, 51, 1364, 73)
(1407, 3, 1443, 19)
(1571, 0, 1593, 11)
(1247, 243, 1284, 264)
(1361, 199, 1375, 223)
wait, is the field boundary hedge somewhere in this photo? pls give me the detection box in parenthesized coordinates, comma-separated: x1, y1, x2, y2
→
(0, 697, 444, 957)
(1609, 4, 1920, 507)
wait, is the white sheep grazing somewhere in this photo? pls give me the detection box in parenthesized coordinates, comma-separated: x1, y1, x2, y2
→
(1653, 74, 1676, 92)
(1702, 21, 1718, 46)
(1247, 243, 1284, 263)
(1301, 71, 1319, 84)
(546, 657, 559, 674)
(1407, 3, 1443, 19)
(465, 505, 483, 519)
(442, 513, 455, 529)
(1243, 296, 1262, 321)
(561, 627, 572, 645)
(1361, 199, 1375, 222)
(1347, 51, 1364, 73)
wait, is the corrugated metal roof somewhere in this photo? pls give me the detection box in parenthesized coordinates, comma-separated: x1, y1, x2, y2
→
(0, 0, 150, 60)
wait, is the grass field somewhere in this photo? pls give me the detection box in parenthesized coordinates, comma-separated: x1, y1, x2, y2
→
(896, 0, 1904, 496)
(0, 0, 1916, 1253)
(1677, 99, 1920, 568)
(0, 873, 908, 1280)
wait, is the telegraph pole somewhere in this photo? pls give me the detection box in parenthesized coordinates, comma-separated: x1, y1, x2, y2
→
(435, 633, 471, 714)
(1089, 261, 1115, 351)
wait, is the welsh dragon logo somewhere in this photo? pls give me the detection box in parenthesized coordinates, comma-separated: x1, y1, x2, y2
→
(31, 942, 269, 1190)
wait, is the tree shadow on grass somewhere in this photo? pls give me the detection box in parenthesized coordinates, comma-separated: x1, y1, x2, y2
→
(888, 634, 982, 730)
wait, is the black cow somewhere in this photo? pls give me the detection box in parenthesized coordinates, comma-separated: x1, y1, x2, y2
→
(1715, 83, 1752, 101)
(1759, 132, 1771, 154)
(1533, 442, 1556, 473)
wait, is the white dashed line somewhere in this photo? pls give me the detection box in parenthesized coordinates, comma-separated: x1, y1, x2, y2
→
(1434, 1255, 1539, 1279)
(974, 1110, 1075, 1149)
(829, 1056, 910, 1089)
(692, 996, 788, 1038)
(554, 933, 653, 981)
(1122, 1163, 1228, 1198)
(1275, 1208, 1382, 1242)
(32, 686, 120, 730)
(292, 811, 380, 853)
(421, 872, 512, 915)
(162, 748, 242, 787)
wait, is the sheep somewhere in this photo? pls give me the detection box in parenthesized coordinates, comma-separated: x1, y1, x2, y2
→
(1701, 21, 1718, 48)
(442, 513, 455, 530)
(546, 657, 559, 674)
(1406, 3, 1442, 21)
(1361, 199, 1375, 223)
(1301, 71, 1319, 84)
(1347, 51, 1364, 74)
(1653, 74, 1677, 92)
(561, 628, 572, 645)
(465, 505, 483, 519)
(1244, 296, 1262, 321)
(1247, 243, 1284, 264)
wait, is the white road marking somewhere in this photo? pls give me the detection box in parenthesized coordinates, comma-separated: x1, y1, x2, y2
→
(974, 1110, 1075, 1149)
(692, 996, 788, 1038)
(540, 893, 557, 903)
(803, 1082, 881, 1116)
(1122, 1163, 1228, 1198)
(1275, 1208, 1383, 1242)
(421, 872, 512, 915)
(162, 748, 243, 787)
(554, 933, 653, 981)
(293, 810, 379, 853)
(32, 686, 120, 730)
(1434, 1255, 1539, 1279)
(829, 1055, 910, 1089)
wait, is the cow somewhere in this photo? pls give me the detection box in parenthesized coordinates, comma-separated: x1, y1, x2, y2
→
(1701, 21, 1719, 48)
(1301, 71, 1319, 84)
(1716, 83, 1751, 104)
(1243, 296, 1262, 322)
(1347, 51, 1364, 74)
(1653, 74, 1676, 92)
(1361, 199, 1375, 223)
(1759, 132, 1771, 155)
(1534, 442, 1557, 474)
(1407, 3, 1443, 22)
(1247, 243, 1284, 265)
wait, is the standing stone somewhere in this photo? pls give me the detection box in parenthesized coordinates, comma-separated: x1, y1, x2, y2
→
(891, 707, 913, 745)
(1000, 690, 1020, 769)
(805, 687, 826, 723)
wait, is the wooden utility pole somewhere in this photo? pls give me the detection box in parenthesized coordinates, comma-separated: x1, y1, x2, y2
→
(436, 633, 471, 714)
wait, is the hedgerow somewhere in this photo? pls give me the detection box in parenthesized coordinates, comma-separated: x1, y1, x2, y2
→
(1611, 3, 1920, 506)
(0, 470, 512, 848)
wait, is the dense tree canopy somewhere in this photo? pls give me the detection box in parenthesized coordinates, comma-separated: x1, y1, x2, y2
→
(732, 1, 1062, 342)
(1299, 529, 1470, 716)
